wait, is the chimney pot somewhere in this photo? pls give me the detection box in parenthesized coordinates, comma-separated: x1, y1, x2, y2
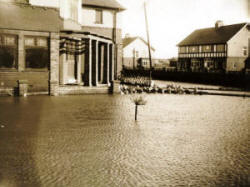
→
(215, 20, 224, 29)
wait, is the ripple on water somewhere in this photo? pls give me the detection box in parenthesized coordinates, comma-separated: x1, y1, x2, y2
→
(0, 95, 249, 186)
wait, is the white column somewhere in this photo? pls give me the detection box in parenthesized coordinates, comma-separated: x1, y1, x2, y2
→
(100, 44, 104, 83)
(106, 43, 110, 85)
(85, 39, 92, 86)
(111, 44, 114, 81)
(93, 40, 99, 86)
(77, 54, 81, 84)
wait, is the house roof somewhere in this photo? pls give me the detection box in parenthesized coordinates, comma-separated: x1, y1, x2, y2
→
(82, 0, 125, 11)
(178, 23, 247, 46)
(122, 37, 155, 51)
(0, 2, 61, 32)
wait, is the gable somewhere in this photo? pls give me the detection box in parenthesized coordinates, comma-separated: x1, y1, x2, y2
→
(123, 37, 155, 51)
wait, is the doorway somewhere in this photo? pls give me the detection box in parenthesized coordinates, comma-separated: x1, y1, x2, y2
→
(66, 53, 77, 84)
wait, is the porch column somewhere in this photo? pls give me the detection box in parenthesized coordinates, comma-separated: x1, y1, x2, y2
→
(110, 44, 114, 82)
(49, 32, 60, 96)
(92, 40, 99, 86)
(77, 53, 81, 85)
(84, 39, 92, 86)
(106, 43, 110, 85)
(59, 51, 67, 85)
(100, 44, 104, 83)
(91, 40, 98, 86)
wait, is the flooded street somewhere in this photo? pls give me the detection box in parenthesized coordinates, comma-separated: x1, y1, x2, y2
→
(0, 94, 249, 187)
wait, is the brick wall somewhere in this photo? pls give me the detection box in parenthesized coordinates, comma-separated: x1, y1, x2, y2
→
(0, 29, 59, 95)
(0, 71, 49, 92)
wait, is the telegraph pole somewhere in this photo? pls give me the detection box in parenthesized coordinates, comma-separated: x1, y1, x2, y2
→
(144, 1, 152, 85)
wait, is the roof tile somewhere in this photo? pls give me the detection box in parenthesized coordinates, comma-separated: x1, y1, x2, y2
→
(178, 23, 247, 46)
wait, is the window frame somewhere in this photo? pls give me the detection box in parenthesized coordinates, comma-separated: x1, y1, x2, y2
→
(24, 36, 49, 71)
(95, 9, 103, 24)
(202, 45, 213, 52)
(188, 46, 199, 53)
(0, 34, 18, 70)
(243, 46, 247, 56)
(216, 44, 225, 52)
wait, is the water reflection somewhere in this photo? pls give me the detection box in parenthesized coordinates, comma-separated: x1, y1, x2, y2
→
(0, 97, 42, 187)
(0, 95, 249, 186)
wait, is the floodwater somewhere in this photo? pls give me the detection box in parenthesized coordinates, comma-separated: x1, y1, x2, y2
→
(0, 94, 249, 187)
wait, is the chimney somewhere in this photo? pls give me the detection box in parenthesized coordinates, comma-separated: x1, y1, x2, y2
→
(125, 33, 130, 38)
(215, 20, 224, 29)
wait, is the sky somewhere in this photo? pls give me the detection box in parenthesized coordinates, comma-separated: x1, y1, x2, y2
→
(117, 0, 250, 58)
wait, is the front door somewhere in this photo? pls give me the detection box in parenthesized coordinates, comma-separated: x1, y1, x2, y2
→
(67, 54, 77, 84)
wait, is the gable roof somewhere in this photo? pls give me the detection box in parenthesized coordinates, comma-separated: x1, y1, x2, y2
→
(178, 23, 247, 46)
(123, 37, 155, 51)
(82, 0, 125, 11)
(0, 2, 61, 32)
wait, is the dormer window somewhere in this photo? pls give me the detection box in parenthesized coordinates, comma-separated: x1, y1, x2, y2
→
(95, 9, 103, 24)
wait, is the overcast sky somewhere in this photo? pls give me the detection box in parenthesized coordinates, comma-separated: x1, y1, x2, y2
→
(117, 0, 249, 58)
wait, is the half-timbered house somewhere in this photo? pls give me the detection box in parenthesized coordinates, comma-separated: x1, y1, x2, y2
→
(177, 21, 250, 73)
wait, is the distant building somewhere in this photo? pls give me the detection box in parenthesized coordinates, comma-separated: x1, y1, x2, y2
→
(177, 21, 250, 73)
(122, 36, 155, 69)
(0, 0, 125, 96)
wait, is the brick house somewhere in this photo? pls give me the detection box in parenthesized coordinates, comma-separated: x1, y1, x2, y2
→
(177, 21, 250, 73)
(0, 0, 61, 96)
(122, 36, 155, 69)
(0, 0, 124, 96)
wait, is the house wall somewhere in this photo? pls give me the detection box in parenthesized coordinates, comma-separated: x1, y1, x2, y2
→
(81, 7, 122, 29)
(81, 7, 114, 28)
(0, 29, 59, 94)
(123, 57, 137, 68)
(227, 24, 250, 71)
(226, 57, 246, 72)
(29, 0, 59, 8)
(123, 38, 155, 58)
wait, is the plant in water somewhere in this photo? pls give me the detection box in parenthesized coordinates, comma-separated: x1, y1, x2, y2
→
(131, 94, 147, 121)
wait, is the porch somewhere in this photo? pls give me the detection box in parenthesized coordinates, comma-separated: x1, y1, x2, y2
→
(59, 31, 115, 89)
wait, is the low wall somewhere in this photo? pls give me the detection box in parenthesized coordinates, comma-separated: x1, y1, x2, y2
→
(58, 85, 109, 95)
(121, 69, 250, 90)
(0, 71, 49, 93)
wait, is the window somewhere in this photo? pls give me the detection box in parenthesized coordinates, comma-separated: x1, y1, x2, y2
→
(0, 34, 17, 69)
(95, 9, 103, 24)
(135, 51, 139, 58)
(188, 46, 199, 53)
(179, 47, 186, 53)
(216, 44, 225, 52)
(25, 36, 49, 69)
(243, 46, 247, 56)
(202, 45, 213, 52)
